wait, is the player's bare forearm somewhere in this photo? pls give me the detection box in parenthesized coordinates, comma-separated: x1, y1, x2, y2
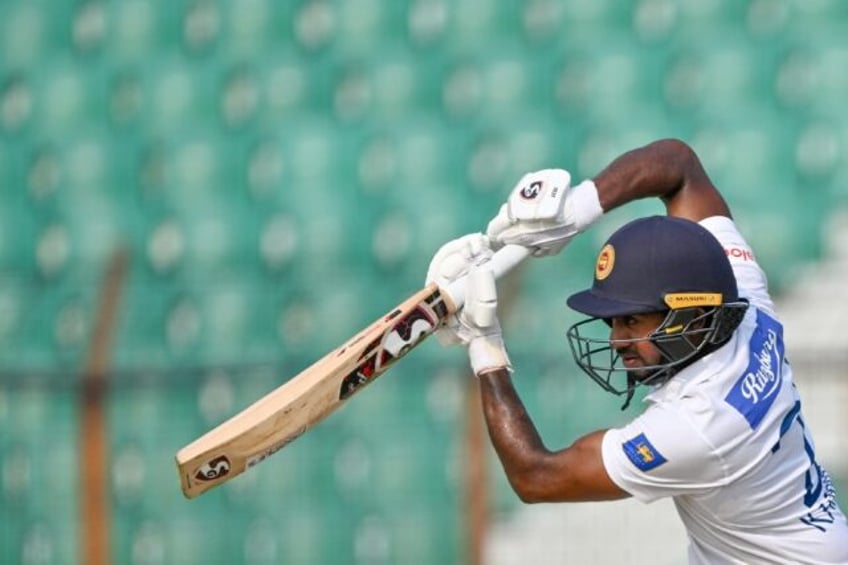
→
(478, 368, 547, 465)
(593, 138, 731, 222)
(477, 369, 627, 503)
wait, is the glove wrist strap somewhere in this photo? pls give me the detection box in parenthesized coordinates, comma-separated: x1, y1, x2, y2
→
(469, 335, 512, 376)
(570, 179, 604, 231)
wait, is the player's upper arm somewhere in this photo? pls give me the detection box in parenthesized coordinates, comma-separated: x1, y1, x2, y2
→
(660, 139, 731, 223)
(507, 429, 630, 503)
(593, 139, 732, 223)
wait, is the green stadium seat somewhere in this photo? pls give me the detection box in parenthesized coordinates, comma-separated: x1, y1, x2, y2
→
(0, 4, 34, 69)
(107, 0, 160, 64)
(0, 72, 36, 135)
(0, 389, 78, 562)
(791, 0, 848, 22)
(521, 0, 567, 44)
(255, 55, 312, 122)
(0, 198, 36, 275)
(220, 0, 276, 60)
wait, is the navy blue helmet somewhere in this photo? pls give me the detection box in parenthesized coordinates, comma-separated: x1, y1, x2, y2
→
(566, 216, 748, 407)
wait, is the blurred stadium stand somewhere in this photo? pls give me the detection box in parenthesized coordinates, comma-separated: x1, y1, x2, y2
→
(0, 0, 846, 564)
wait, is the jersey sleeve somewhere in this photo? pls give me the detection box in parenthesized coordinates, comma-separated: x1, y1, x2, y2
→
(601, 403, 729, 503)
(698, 216, 775, 316)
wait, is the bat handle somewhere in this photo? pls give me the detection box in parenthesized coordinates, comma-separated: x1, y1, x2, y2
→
(442, 244, 531, 311)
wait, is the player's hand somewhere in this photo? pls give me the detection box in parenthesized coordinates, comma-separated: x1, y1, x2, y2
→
(426, 233, 494, 346)
(425, 234, 511, 375)
(460, 263, 511, 375)
(486, 169, 603, 256)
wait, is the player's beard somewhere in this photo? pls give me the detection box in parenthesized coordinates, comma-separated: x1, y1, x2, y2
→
(625, 367, 654, 383)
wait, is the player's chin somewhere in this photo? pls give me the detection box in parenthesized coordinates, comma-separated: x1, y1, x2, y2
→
(623, 366, 652, 382)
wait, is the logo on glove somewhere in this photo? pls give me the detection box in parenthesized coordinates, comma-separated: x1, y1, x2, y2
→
(519, 180, 543, 200)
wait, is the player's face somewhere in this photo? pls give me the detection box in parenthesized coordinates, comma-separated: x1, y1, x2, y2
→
(608, 312, 667, 380)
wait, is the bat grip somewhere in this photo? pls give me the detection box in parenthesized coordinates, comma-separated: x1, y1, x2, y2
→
(442, 244, 531, 311)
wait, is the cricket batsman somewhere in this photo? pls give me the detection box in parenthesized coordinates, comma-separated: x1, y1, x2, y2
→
(427, 138, 848, 563)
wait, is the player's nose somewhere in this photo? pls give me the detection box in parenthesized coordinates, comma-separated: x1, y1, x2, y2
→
(612, 342, 634, 358)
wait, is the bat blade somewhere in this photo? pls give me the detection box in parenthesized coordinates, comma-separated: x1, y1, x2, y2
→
(176, 284, 452, 498)
(175, 243, 529, 499)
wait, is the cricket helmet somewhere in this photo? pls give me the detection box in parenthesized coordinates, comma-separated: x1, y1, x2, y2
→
(565, 216, 748, 407)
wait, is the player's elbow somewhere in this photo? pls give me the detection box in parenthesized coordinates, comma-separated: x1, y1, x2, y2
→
(504, 463, 566, 504)
(500, 437, 625, 503)
(508, 469, 626, 504)
(507, 473, 550, 504)
(651, 137, 695, 158)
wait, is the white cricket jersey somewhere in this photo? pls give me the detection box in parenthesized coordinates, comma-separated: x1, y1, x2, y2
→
(601, 215, 848, 564)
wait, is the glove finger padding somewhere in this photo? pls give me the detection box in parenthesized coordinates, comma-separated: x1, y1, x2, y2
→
(425, 233, 493, 288)
(463, 265, 498, 329)
(425, 233, 494, 346)
(461, 264, 511, 376)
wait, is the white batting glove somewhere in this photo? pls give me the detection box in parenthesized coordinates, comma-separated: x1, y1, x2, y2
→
(425, 233, 495, 346)
(425, 234, 511, 375)
(486, 169, 603, 256)
(461, 264, 511, 376)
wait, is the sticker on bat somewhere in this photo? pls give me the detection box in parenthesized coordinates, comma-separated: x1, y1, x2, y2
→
(335, 309, 407, 357)
(246, 427, 307, 469)
(193, 455, 232, 482)
(338, 302, 439, 400)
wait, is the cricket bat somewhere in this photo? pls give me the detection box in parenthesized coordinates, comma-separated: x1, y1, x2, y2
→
(176, 244, 529, 498)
